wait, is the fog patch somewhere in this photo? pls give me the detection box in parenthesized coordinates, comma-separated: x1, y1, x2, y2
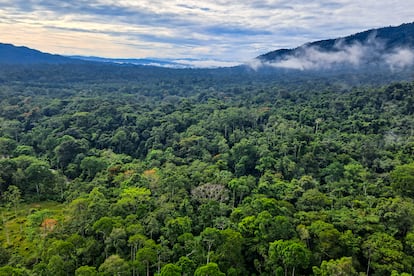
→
(385, 48, 414, 70)
(255, 35, 414, 71)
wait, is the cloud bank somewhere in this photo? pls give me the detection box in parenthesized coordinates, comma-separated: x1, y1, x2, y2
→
(257, 36, 414, 71)
(385, 48, 414, 70)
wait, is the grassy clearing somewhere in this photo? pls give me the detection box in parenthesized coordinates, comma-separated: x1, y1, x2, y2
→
(1, 201, 65, 262)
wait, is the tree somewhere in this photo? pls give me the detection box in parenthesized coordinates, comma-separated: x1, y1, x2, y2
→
(113, 187, 151, 216)
(308, 220, 342, 261)
(24, 159, 55, 198)
(194, 262, 225, 276)
(228, 176, 255, 206)
(176, 256, 196, 276)
(0, 247, 10, 266)
(25, 209, 54, 241)
(268, 239, 311, 276)
(363, 232, 405, 275)
(0, 265, 26, 276)
(111, 128, 129, 152)
(44, 239, 76, 274)
(93, 216, 115, 244)
(105, 227, 127, 256)
(80, 156, 108, 180)
(297, 188, 332, 211)
(2, 185, 21, 215)
(163, 216, 192, 245)
(191, 183, 229, 204)
(215, 228, 246, 275)
(0, 158, 17, 192)
(160, 263, 181, 276)
(376, 197, 414, 237)
(195, 202, 230, 231)
(229, 138, 259, 176)
(128, 233, 147, 276)
(54, 135, 87, 171)
(135, 239, 159, 276)
(75, 266, 98, 276)
(99, 254, 130, 276)
(172, 233, 198, 263)
(0, 137, 17, 157)
(46, 255, 68, 276)
(254, 211, 295, 242)
(390, 163, 414, 197)
(200, 227, 222, 264)
(313, 257, 358, 276)
(343, 162, 369, 190)
(13, 145, 35, 156)
(405, 230, 414, 256)
(83, 187, 108, 219)
(68, 188, 109, 235)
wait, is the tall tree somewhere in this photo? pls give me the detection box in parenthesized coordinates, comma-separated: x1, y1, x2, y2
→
(268, 239, 311, 276)
(2, 185, 21, 215)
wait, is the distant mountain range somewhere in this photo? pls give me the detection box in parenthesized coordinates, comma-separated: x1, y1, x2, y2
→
(0, 43, 235, 68)
(256, 22, 414, 70)
(69, 56, 225, 68)
(1, 22, 414, 70)
(0, 43, 80, 64)
(68, 56, 200, 68)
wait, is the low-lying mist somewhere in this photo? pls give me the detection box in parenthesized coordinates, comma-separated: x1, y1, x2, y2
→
(253, 34, 414, 71)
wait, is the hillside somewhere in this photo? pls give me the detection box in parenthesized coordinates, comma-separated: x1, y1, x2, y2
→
(0, 43, 81, 64)
(257, 22, 414, 70)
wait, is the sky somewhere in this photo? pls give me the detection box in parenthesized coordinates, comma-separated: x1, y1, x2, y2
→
(0, 0, 413, 67)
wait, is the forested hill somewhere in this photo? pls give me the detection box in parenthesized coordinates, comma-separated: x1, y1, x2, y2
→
(1, 61, 414, 275)
(257, 22, 414, 70)
(0, 43, 82, 64)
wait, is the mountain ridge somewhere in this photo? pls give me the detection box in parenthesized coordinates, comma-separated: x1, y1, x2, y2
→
(0, 43, 82, 64)
(68, 55, 190, 68)
(256, 22, 414, 70)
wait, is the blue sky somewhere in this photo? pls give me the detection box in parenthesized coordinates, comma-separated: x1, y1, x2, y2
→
(1, 0, 413, 66)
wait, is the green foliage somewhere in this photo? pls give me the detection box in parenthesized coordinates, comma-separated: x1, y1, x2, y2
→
(391, 163, 414, 197)
(75, 265, 98, 276)
(0, 265, 27, 276)
(313, 257, 357, 276)
(13, 145, 35, 156)
(0, 247, 10, 266)
(25, 209, 54, 241)
(80, 156, 108, 180)
(297, 188, 332, 211)
(98, 255, 130, 276)
(1, 64, 414, 275)
(268, 239, 311, 275)
(194, 262, 225, 276)
(2, 185, 21, 214)
(160, 263, 181, 276)
(363, 232, 405, 275)
(176, 256, 196, 276)
(0, 137, 17, 157)
(307, 220, 342, 261)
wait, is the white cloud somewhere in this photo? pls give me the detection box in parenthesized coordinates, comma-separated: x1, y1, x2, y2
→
(385, 48, 414, 70)
(268, 40, 369, 70)
(256, 35, 414, 71)
(173, 59, 241, 68)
